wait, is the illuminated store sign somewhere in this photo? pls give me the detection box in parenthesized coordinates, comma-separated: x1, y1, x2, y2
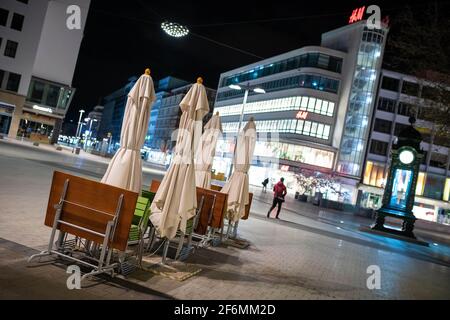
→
(296, 111, 308, 120)
(33, 105, 53, 113)
(349, 6, 365, 24)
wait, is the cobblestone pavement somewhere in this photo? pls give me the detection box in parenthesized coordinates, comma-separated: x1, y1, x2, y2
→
(1, 140, 450, 299)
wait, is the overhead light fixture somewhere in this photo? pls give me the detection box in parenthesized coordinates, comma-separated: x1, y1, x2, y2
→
(161, 21, 189, 38)
(229, 84, 242, 90)
(253, 87, 266, 94)
(33, 105, 52, 113)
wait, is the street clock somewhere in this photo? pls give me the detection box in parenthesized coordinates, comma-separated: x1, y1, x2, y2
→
(399, 149, 414, 165)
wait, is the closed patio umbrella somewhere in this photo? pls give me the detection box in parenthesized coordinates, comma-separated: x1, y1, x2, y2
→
(194, 112, 222, 189)
(101, 69, 156, 192)
(221, 118, 256, 222)
(150, 78, 210, 239)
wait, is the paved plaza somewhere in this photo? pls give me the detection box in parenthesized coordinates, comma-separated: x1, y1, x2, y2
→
(1, 139, 450, 299)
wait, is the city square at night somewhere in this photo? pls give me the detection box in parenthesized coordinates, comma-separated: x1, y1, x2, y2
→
(0, 0, 449, 313)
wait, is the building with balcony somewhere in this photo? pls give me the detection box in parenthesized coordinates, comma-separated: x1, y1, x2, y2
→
(0, 0, 90, 143)
(213, 20, 389, 204)
(360, 69, 450, 225)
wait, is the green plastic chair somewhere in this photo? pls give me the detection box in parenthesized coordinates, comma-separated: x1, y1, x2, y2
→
(120, 191, 155, 274)
(128, 195, 150, 242)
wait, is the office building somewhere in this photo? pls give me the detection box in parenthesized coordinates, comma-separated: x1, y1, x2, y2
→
(99, 76, 216, 159)
(360, 69, 450, 224)
(144, 76, 216, 164)
(214, 19, 389, 204)
(0, 0, 90, 143)
(98, 76, 137, 146)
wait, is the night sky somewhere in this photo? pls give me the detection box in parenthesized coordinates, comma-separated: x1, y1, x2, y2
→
(67, 0, 440, 122)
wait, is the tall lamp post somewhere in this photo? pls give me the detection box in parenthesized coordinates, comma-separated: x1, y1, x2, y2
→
(227, 82, 266, 177)
(73, 109, 84, 153)
(82, 117, 90, 150)
(227, 82, 265, 238)
(85, 118, 97, 151)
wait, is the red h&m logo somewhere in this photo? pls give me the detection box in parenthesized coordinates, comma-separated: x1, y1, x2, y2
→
(296, 111, 308, 120)
(349, 6, 365, 24)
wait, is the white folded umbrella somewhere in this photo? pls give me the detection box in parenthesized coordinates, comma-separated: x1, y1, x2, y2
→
(194, 113, 222, 189)
(221, 119, 256, 222)
(150, 78, 210, 239)
(101, 69, 156, 192)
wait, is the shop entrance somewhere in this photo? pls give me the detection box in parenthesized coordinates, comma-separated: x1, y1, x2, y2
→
(0, 114, 11, 135)
(17, 119, 53, 143)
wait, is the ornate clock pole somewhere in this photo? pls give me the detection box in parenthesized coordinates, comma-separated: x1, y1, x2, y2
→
(372, 116, 424, 239)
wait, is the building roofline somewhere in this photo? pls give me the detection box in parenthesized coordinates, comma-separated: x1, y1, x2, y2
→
(219, 45, 347, 78)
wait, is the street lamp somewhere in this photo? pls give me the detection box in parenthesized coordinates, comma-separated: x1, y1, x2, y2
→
(226, 82, 266, 239)
(73, 109, 85, 152)
(227, 82, 266, 175)
(228, 82, 265, 133)
(82, 118, 91, 150)
(75, 109, 85, 138)
(85, 118, 98, 150)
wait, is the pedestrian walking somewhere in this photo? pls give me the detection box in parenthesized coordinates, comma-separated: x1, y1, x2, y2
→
(262, 178, 269, 192)
(267, 177, 287, 219)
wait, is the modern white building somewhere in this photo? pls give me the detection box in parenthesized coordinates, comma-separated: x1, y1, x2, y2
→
(0, 0, 90, 143)
(213, 20, 389, 204)
(360, 69, 450, 225)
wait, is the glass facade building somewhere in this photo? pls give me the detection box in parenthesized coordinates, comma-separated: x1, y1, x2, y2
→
(215, 20, 389, 205)
(337, 27, 386, 177)
(220, 52, 342, 87)
(214, 96, 335, 117)
(217, 74, 339, 101)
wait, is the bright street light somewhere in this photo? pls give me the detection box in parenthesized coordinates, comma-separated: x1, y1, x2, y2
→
(161, 21, 189, 37)
(229, 84, 242, 90)
(253, 87, 266, 94)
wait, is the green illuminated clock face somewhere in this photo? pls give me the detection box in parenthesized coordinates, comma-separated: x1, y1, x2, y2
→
(399, 150, 414, 164)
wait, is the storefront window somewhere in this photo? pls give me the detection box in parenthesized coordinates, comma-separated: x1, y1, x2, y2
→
(27, 78, 74, 111)
(363, 161, 386, 187)
(423, 173, 445, 200)
(360, 191, 382, 209)
(415, 172, 426, 196)
(443, 178, 450, 202)
(413, 204, 436, 222)
(17, 119, 53, 140)
(0, 114, 11, 135)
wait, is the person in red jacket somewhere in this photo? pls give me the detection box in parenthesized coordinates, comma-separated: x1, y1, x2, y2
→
(267, 177, 287, 219)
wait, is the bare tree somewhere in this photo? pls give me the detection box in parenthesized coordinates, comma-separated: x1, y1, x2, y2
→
(383, 2, 450, 140)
